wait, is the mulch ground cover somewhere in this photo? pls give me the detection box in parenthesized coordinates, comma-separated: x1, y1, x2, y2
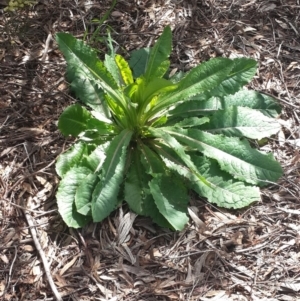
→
(0, 0, 300, 300)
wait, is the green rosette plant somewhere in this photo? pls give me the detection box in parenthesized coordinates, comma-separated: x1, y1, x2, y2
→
(55, 26, 283, 230)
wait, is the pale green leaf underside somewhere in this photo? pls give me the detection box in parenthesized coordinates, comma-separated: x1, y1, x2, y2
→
(56, 142, 87, 177)
(56, 166, 92, 228)
(92, 129, 133, 222)
(166, 128, 283, 185)
(85, 142, 109, 172)
(200, 106, 281, 139)
(75, 173, 99, 215)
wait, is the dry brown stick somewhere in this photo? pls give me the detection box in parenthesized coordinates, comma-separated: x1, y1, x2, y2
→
(1, 245, 17, 298)
(23, 212, 63, 301)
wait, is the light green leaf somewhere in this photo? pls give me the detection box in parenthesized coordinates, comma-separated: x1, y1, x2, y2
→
(190, 155, 260, 208)
(168, 89, 281, 120)
(56, 166, 92, 228)
(149, 174, 189, 231)
(145, 26, 172, 82)
(115, 54, 134, 85)
(75, 173, 99, 215)
(92, 129, 133, 222)
(151, 60, 170, 79)
(200, 106, 281, 139)
(165, 128, 283, 185)
(104, 53, 121, 86)
(86, 117, 116, 136)
(56, 142, 88, 177)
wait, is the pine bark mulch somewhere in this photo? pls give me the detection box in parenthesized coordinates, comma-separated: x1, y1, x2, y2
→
(0, 0, 300, 300)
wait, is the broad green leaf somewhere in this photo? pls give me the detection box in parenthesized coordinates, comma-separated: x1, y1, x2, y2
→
(208, 58, 257, 96)
(200, 106, 281, 139)
(223, 90, 281, 118)
(124, 151, 171, 228)
(56, 33, 127, 111)
(86, 117, 116, 136)
(115, 54, 134, 85)
(148, 58, 234, 119)
(75, 173, 99, 215)
(149, 174, 189, 231)
(104, 53, 121, 86)
(190, 155, 260, 208)
(92, 129, 133, 222)
(58, 104, 91, 136)
(56, 166, 92, 228)
(137, 78, 177, 117)
(149, 127, 210, 186)
(168, 97, 222, 119)
(168, 89, 281, 120)
(124, 148, 152, 215)
(151, 60, 170, 79)
(140, 144, 166, 175)
(144, 26, 172, 82)
(159, 150, 260, 209)
(70, 74, 110, 117)
(56, 142, 88, 177)
(85, 142, 109, 172)
(165, 128, 283, 185)
(129, 47, 150, 78)
(168, 117, 209, 128)
(142, 78, 176, 104)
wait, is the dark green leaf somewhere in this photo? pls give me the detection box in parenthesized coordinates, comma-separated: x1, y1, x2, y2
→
(149, 174, 189, 231)
(129, 48, 150, 78)
(58, 104, 91, 136)
(92, 129, 133, 222)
